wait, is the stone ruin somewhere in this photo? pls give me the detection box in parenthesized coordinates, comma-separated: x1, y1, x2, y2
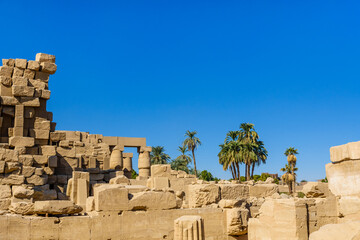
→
(0, 53, 360, 240)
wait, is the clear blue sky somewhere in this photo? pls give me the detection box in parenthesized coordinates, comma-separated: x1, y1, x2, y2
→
(1, 0, 360, 181)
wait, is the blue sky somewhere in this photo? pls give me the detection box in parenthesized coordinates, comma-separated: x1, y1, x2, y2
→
(1, 0, 360, 181)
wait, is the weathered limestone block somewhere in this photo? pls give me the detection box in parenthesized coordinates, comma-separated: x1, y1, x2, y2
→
(249, 184, 279, 198)
(9, 136, 35, 147)
(187, 184, 221, 208)
(330, 141, 360, 163)
(35, 53, 56, 63)
(24, 69, 35, 79)
(218, 199, 242, 209)
(12, 85, 34, 97)
(40, 62, 57, 74)
(129, 190, 177, 210)
(33, 200, 82, 215)
(50, 132, 66, 142)
(22, 166, 35, 177)
(0, 66, 13, 77)
(1, 174, 25, 185)
(309, 221, 360, 240)
(86, 196, 95, 212)
(0, 76, 12, 86)
(174, 215, 204, 240)
(48, 155, 58, 167)
(151, 164, 172, 178)
(109, 175, 130, 185)
(15, 59, 27, 69)
(0, 96, 19, 105)
(248, 199, 308, 240)
(9, 201, 34, 214)
(219, 184, 249, 199)
(138, 147, 151, 178)
(94, 185, 129, 211)
(4, 162, 20, 173)
(0, 185, 11, 199)
(27, 60, 40, 71)
(12, 185, 34, 199)
(226, 207, 249, 236)
(2, 58, 15, 66)
(27, 174, 48, 185)
(302, 182, 332, 198)
(33, 185, 57, 201)
(19, 154, 34, 166)
(0, 198, 11, 210)
(153, 176, 170, 189)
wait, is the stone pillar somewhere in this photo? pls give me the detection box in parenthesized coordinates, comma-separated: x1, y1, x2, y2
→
(138, 146, 152, 178)
(67, 171, 89, 210)
(123, 152, 133, 178)
(174, 215, 204, 240)
(109, 146, 123, 170)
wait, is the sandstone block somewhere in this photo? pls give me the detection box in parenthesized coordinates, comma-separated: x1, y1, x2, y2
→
(12, 85, 34, 97)
(151, 164, 172, 177)
(50, 131, 66, 142)
(9, 136, 34, 147)
(35, 168, 44, 176)
(33, 154, 48, 165)
(86, 196, 95, 212)
(330, 141, 360, 163)
(29, 79, 47, 89)
(33, 185, 57, 200)
(24, 69, 35, 79)
(33, 200, 82, 215)
(13, 76, 28, 85)
(15, 59, 27, 69)
(220, 184, 249, 199)
(0, 76, 12, 86)
(40, 145, 56, 155)
(35, 53, 56, 63)
(94, 185, 129, 211)
(27, 174, 48, 185)
(41, 89, 51, 99)
(1, 96, 20, 105)
(109, 175, 130, 185)
(5, 162, 20, 173)
(0, 66, 13, 77)
(1, 174, 25, 185)
(0, 198, 11, 210)
(309, 221, 360, 240)
(22, 166, 35, 177)
(0, 161, 5, 173)
(12, 185, 34, 199)
(35, 71, 50, 82)
(226, 207, 249, 236)
(129, 190, 177, 210)
(32, 129, 49, 139)
(0, 185, 11, 199)
(27, 61, 40, 71)
(9, 201, 34, 214)
(34, 117, 51, 130)
(40, 62, 57, 74)
(13, 67, 24, 77)
(187, 184, 221, 208)
(19, 154, 34, 166)
(20, 97, 40, 107)
(249, 184, 279, 198)
(48, 155, 58, 167)
(2, 59, 15, 66)
(153, 176, 170, 189)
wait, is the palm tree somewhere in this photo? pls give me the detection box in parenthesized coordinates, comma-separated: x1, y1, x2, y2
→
(150, 146, 170, 165)
(239, 123, 259, 181)
(251, 140, 268, 178)
(171, 146, 192, 173)
(284, 147, 298, 194)
(281, 164, 298, 193)
(183, 130, 201, 177)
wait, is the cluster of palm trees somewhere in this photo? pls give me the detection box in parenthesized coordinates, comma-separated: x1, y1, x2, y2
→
(150, 130, 202, 176)
(218, 123, 268, 181)
(281, 147, 298, 194)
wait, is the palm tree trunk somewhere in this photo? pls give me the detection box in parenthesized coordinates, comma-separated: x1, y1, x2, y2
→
(246, 164, 251, 181)
(291, 163, 296, 195)
(192, 148, 197, 178)
(236, 162, 240, 181)
(251, 162, 255, 179)
(288, 182, 292, 194)
(245, 165, 247, 180)
(229, 164, 235, 179)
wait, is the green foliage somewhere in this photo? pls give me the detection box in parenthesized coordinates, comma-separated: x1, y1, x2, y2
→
(297, 192, 305, 198)
(253, 174, 261, 181)
(284, 147, 299, 156)
(301, 180, 308, 183)
(131, 170, 138, 179)
(274, 178, 279, 184)
(199, 170, 215, 181)
(260, 173, 270, 181)
(170, 146, 192, 173)
(321, 177, 328, 183)
(150, 146, 171, 165)
(183, 130, 201, 177)
(240, 176, 246, 182)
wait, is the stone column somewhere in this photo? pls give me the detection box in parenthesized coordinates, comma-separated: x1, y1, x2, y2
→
(109, 146, 123, 170)
(123, 152, 133, 178)
(67, 171, 89, 210)
(174, 215, 204, 240)
(138, 146, 151, 178)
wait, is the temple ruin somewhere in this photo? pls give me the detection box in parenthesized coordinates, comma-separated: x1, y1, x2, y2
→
(0, 53, 360, 239)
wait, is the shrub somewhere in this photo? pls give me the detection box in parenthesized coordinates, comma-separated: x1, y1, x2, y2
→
(297, 192, 305, 198)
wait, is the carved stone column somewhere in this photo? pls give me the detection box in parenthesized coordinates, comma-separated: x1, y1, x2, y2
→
(109, 146, 123, 170)
(123, 152, 133, 178)
(138, 146, 152, 178)
(174, 215, 204, 240)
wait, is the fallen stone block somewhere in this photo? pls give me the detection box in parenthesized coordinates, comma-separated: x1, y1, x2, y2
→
(109, 175, 130, 185)
(187, 184, 221, 208)
(94, 185, 129, 211)
(12, 185, 34, 199)
(219, 184, 249, 199)
(129, 190, 177, 210)
(33, 200, 82, 215)
(249, 184, 279, 198)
